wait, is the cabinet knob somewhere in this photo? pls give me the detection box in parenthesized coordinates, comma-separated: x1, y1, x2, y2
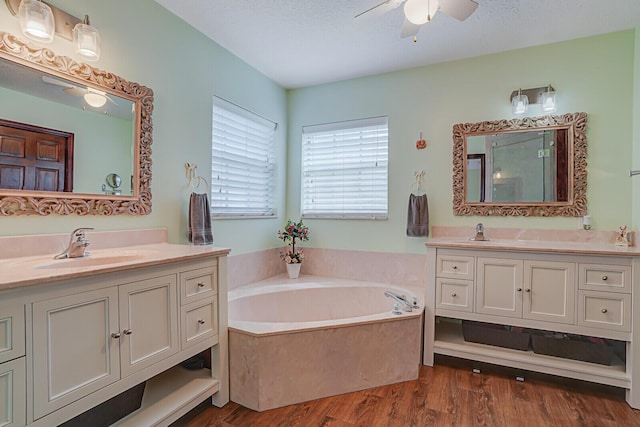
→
(198, 319, 206, 325)
(451, 293, 457, 297)
(516, 288, 522, 292)
(452, 265, 458, 270)
(525, 289, 531, 293)
(602, 275, 608, 281)
(123, 329, 133, 335)
(197, 282, 205, 288)
(110, 332, 121, 339)
(601, 308, 608, 313)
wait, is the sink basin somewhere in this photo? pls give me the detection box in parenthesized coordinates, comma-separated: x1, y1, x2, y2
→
(34, 254, 146, 269)
(3, 250, 157, 270)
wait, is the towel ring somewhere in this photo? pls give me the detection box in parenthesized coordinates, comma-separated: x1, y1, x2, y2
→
(190, 176, 209, 194)
(410, 170, 425, 194)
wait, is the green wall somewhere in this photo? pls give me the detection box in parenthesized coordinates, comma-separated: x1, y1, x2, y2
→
(288, 30, 636, 254)
(0, 2, 636, 258)
(0, 0, 288, 255)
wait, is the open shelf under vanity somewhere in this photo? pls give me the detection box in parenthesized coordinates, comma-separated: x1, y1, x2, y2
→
(434, 318, 630, 388)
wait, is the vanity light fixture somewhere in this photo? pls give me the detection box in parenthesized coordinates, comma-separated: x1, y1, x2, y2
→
(509, 85, 557, 116)
(511, 88, 528, 116)
(73, 15, 101, 61)
(7, 0, 101, 61)
(17, 0, 54, 43)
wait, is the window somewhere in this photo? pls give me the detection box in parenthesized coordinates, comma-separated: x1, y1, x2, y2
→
(301, 117, 388, 219)
(211, 96, 276, 217)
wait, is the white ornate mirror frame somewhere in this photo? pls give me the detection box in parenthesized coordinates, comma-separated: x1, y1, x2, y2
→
(0, 32, 153, 215)
(452, 112, 587, 216)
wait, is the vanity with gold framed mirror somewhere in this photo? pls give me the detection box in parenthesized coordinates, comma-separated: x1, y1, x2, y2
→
(452, 112, 587, 216)
(0, 31, 153, 215)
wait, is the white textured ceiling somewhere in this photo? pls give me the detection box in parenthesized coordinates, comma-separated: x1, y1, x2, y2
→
(153, 0, 640, 89)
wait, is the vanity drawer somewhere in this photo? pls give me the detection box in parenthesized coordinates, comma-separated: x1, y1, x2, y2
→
(0, 305, 25, 364)
(436, 255, 475, 280)
(181, 297, 218, 350)
(180, 266, 218, 305)
(436, 278, 473, 313)
(579, 263, 631, 293)
(578, 291, 631, 332)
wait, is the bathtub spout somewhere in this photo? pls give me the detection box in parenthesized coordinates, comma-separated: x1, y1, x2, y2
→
(384, 291, 413, 312)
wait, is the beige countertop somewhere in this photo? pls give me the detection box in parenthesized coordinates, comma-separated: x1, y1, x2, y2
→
(0, 243, 230, 291)
(426, 237, 640, 256)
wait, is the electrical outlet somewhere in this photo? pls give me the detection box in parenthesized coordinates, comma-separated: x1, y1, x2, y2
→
(538, 149, 550, 158)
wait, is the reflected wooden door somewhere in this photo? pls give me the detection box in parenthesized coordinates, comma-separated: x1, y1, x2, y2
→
(0, 119, 74, 191)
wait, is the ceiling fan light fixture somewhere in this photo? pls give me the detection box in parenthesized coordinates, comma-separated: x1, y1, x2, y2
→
(84, 91, 107, 108)
(73, 15, 101, 61)
(404, 0, 439, 25)
(18, 0, 55, 43)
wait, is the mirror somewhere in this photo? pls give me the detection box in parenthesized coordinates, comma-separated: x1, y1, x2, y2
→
(0, 32, 153, 215)
(452, 112, 587, 216)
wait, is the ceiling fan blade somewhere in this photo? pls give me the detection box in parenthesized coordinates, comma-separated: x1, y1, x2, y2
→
(62, 87, 87, 97)
(438, 0, 478, 21)
(42, 75, 75, 89)
(400, 18, 420, 38)
(354, 0, 405, 19)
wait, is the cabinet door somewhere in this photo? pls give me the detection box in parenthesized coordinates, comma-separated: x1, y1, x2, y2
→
(119, 275, 179, 378)
(0, 357, 25, 427)
(33, 287, 120, 419)
(523, 260, 575, 324)
(0, 305, 24, 364)
(476, 258, 523, 318)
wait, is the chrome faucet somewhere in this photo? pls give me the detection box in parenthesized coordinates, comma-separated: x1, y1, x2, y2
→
(470, 223, 489, 241)
(384, 291, 417, 312)
(54, 227, 94, 259)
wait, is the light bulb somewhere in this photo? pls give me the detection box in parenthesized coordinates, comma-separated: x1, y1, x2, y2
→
(511, 89, 528, 116)
(540, 87, 557, 113)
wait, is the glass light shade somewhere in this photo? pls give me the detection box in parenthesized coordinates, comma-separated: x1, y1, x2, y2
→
(512, 94, 528, 116)
(404, 0, 439, 25)
(84, 91, 107, 108)
(18, 0, 55, 43)
(73, 22, 101, 61)
(540, 90, 557, 113)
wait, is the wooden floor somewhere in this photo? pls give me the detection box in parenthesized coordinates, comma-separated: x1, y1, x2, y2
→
(173, 356, 640, 427)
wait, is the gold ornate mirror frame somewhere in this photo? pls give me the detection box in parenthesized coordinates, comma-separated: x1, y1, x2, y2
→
(0, 32, 153, 215)
(452, 112, 587, 216)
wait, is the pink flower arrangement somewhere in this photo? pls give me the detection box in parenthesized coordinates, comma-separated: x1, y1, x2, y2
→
(278, 219, 309, 264)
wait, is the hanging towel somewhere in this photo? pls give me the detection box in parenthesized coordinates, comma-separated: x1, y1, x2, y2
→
(407, 193, 429, 237)
(188, 192, 213, 245)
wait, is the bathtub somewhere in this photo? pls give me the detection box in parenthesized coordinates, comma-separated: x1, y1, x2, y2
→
(228, 275, 424, 411)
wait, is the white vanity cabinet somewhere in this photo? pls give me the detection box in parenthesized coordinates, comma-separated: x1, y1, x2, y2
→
(476, 257, 575, 324)
(424, 242, 640, 409)
(0, 247, 229, 427)
(0, 305, 26, 427)
(32, 274, 179, 419)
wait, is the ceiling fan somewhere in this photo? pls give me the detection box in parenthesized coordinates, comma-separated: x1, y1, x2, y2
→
(41, 75, 116, 108)
(355, 0, 479, 39)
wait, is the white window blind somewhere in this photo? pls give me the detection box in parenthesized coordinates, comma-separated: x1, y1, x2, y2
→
(211, 96, 276, 217)
(301, 117, 388, 219)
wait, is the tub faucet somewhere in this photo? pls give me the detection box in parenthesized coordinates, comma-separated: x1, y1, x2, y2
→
(54, 227, 94, 259)
(470, 223, 489, 241)
(384, 291, 414, 312)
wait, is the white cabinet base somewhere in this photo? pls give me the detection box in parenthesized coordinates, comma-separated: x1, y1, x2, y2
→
(112, 365, 219, 427)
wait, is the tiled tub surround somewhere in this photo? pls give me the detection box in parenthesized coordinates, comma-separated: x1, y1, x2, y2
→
(228, 275, 424, 411)
(0, 229, 231, 426)
(227, 247, 426, 290)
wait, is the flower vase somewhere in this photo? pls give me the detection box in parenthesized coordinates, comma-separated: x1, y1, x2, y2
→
(286, 263, 301, 279)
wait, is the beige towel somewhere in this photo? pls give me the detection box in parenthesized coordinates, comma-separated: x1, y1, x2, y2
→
(407, 193, 429, 237)
(188, 193, 213, 245)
